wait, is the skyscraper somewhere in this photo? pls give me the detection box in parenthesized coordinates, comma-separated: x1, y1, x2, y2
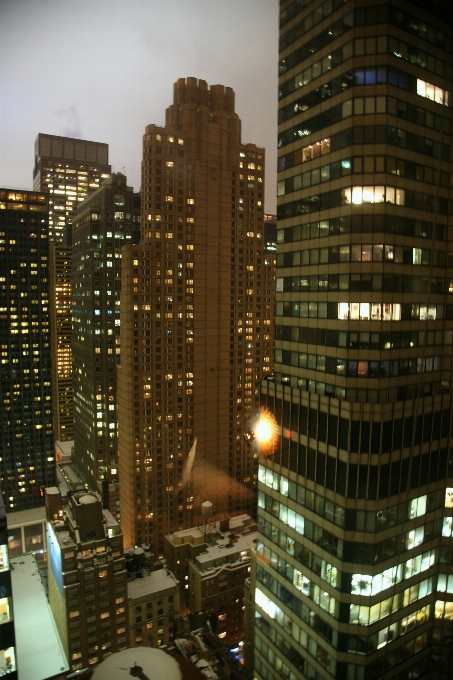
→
(118, 78, 274, 556)
(33, 134, 111, 245)
(72, 174, 140, 498)
(33, 133, 111, 444)
(0, 189, 55, 511)
(253, 2, 453, 679)
(49, 243, 73, 441)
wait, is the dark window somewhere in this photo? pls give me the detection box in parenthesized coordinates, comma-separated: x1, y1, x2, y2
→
(350, 421, 360, 453)
(307, 448, 316, 481)
(339, 418, 348, 450)
(347, 464, 357, 498)
(326, 456, 336, 491)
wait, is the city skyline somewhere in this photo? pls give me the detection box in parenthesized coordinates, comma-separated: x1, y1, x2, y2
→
(0, 0, 278, 213)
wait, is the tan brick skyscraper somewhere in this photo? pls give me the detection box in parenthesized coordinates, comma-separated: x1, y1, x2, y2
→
(118, 78, 274, 556)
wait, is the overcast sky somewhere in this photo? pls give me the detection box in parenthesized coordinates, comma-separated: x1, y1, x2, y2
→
(0, 0, 278, 213)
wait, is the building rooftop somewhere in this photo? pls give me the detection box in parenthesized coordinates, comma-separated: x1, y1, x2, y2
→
(49, 490, 121, 551)
(6, 505, 46, 529)
(10, 554, 69, 680)
(194, 531, 256, 571)
(55, 439, 73, 459)
(168, 514, 256, 548)
(91, 646, 206, 680)
(127, 566, 179, 600)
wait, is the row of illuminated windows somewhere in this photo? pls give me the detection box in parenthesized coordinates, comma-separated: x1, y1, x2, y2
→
(279, 109, 450, 163)
(276, 300, 442, 321)
(258, 492, 343, 558)
(351, 578, 432, 626)
(390, 35, 450, 79)
(279, 65, 449, 126)
(280, 4, 449, 73)
(276, 325, 448, 352)
(277, 185, 449, 220)
(348, 620, 429, 656)
(279, 39, 353, 100)
(258, 489, 342, 560)
(276, 242, 447, 268)
(280, 33, 449, 101)
(257, 563, 432, 667)
(144, 132, 184, 144)
(255, 589, 336, 677)
(344, 520, 442, 565)
(277, 215, 446, 245)
(259, 465, 438, 531)
(279, 3, 351, 51)
(260, 489, 442, 567)
(275, 349, 444, 378)
(278, 273, 446, 295)
(258, 525, 337, 619)
(278, 154, 449, 197)
(254, 618, 331, 680)
(351, 550, 436, 596)
(278, 158, 351, 195)
(258, 543, 435, 639)
(283, 97, 449, 174)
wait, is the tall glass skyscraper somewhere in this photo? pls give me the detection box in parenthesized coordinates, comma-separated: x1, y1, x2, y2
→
(33, 134, 111, 443)
(0, 189, 55, 510)
(252, 2, 453, 679)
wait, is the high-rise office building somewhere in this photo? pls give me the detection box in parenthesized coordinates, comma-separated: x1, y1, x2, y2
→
(33, 133, 111, 446)
(253, 2, 453, 680)
(33, 133, 111, 245)
(0, 189, 55, 511)
(49, 243, 73, 441)
(118, 78, 274, 556)
(72, 174, 140, 496)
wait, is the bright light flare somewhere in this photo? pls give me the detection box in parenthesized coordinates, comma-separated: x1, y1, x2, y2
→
(256, 407, 279, 457)
(256, 418, 273, 443)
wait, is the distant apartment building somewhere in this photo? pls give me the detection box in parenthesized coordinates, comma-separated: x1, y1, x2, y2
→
(165, 513, 256, 646)
(118, 78, 274, 557)
(72, 173, 140, 499)
(33, 133, 111, 443)
(189, 516, 255, 647)
(0, 189, 55, 511)
(126, 553, 179, 648)
(45, 488, 129, 672)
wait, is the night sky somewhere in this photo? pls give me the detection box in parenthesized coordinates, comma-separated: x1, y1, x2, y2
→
(0, 0, 278, 213)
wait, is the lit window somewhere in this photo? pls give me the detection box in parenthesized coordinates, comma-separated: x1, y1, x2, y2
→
(417, 78, 449, 106)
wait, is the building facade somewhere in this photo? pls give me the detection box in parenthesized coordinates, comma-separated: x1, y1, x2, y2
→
(46, 488, 129, 672)
(253, 2, 453, 680)
(33, 133, 111, 447)
(0, 189, 55, 511)
(72, 174, 140, 497)
(33, 133, 111, 245)
(49, 243, 73, 441)
(127, 559, 179, 649)
(187, 514, 256, 647)
(117, 78, 274, 557)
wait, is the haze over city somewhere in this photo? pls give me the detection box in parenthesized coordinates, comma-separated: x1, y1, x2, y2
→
(0, 0, 278, 212)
